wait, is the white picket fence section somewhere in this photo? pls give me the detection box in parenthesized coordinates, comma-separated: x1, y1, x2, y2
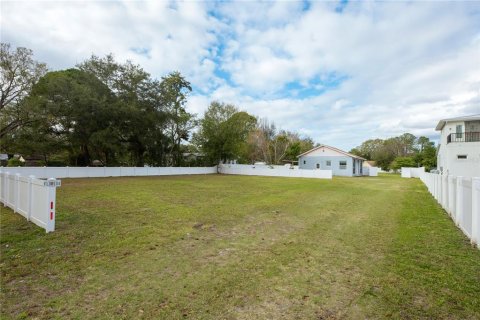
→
(0, 172, 61, 232)
(218, 164, 332, 179)
(419, 172, 480, 247)
(1, 166, 217, 179)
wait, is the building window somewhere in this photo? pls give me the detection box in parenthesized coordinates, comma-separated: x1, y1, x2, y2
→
(316, 163, 320, 169)
(456, 125, 463, 139)
(303, 160, 306, 164)
(457, 155, 467, 159)
(326, 161, 331, 166)
(339, 161, 347, 169)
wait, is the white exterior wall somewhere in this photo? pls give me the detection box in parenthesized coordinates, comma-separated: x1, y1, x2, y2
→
(298, 146, 365, 177)
(437, 121, 480, 177)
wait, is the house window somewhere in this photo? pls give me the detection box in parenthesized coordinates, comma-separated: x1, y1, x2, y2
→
(456, 125, 463, 139)
(326, 161, 331, 166)
(457, 155, 467, 159)
(303, 160, 306, 165)
(339, 161, 347, 169)
(316, 163, 320, 169)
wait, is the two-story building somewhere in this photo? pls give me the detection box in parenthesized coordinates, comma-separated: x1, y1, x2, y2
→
(298, 144, 365, 177)
(436, 114, 480, 177)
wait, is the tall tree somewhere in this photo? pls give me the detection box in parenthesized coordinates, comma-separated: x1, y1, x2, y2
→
(194, 101, 256, 164)
(159, 72, 194, 166)
(78, 55, 168, 166)
(22, 69, 119, 165)
(0, 43, 47, 139)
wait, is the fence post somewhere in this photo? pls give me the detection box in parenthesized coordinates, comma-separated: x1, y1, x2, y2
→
(472, 178, 480, 247)
(27, 175, 35, 221)
(456, 177, 464, 226)
(45, 178, 57, 233)
(14, 173, 20, 213)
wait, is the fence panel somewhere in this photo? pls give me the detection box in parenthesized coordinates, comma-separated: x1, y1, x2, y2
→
(7, 174, 15, 208)
(0, 166, 218, 179)
(448, 176, 456, 217)
(442, 174, 448, 210)
(17, 176, 30, 219)
(460, 178, 473, 238)
(1, 173, 60, 233)
(218, 164, 332, 179)
(472, 178, 480, 245)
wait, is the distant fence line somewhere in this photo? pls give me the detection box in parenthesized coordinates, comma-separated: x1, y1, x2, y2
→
(401, 167, 425, 178)
(0, 172, 60, 233)
(362, 166, 379, 177)
(219, 164, 333, 179)
(402, 167, 480, 248)
(1, 166, 218, 179)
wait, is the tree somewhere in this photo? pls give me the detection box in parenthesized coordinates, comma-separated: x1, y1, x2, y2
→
(21, 69, 119, 165)
(194, 101, 256, 164)
(159, 72, 194, 166)
(351, 133, 437, 171)
(349, 139, 384, 160)
(391, 156, 416, 171)
(79, 55, 195, 167)
(0, 43, 47, 139)
(414, 136, 437, 170)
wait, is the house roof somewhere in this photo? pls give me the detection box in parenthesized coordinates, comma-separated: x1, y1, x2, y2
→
(435, 114, 480, 131)
(364, 160, 376, 167)
(297, 144, 366, 160)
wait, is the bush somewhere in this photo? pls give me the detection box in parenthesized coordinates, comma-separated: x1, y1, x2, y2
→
(7, 158, 24, 167)
(390, 156, 416, 171)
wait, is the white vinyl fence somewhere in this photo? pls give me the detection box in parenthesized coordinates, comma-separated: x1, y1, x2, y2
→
(1, 166, 217, 179)
(0, 172, 60, 232)
(401, 167, 425, 178)
(362, 167, 379, 177)
(219, 164, 332, 179)
(419, 171, 480, 247)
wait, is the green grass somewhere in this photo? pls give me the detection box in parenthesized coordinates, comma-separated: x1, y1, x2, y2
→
(1, 174, 479, 319)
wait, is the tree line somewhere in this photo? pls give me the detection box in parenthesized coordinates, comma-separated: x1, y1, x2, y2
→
(349, 133, 437, 171)
(0, 43, 314, 167)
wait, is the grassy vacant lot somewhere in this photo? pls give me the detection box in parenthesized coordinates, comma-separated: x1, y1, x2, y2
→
(1, 174, 479, 319)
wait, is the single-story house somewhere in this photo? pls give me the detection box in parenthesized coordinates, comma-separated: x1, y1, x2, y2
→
(298, 144, 366, 177)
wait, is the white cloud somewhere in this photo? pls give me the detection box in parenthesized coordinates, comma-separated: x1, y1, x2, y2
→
(1, 0, 479, 151)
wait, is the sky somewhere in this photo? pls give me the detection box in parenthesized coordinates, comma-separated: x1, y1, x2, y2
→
(1, 0, 480, 151)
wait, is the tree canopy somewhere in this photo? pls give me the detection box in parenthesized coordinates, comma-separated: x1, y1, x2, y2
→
(350, 134, 437, 171)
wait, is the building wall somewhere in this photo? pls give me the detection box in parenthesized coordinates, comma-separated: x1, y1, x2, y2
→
(298, 155, 360, 177)
(438, 120, 480, 177)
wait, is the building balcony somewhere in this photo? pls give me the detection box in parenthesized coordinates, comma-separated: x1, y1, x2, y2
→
(447, 132, 480, 143)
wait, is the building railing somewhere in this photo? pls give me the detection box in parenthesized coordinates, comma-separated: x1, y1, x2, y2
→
(447, 132, 480, 143)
